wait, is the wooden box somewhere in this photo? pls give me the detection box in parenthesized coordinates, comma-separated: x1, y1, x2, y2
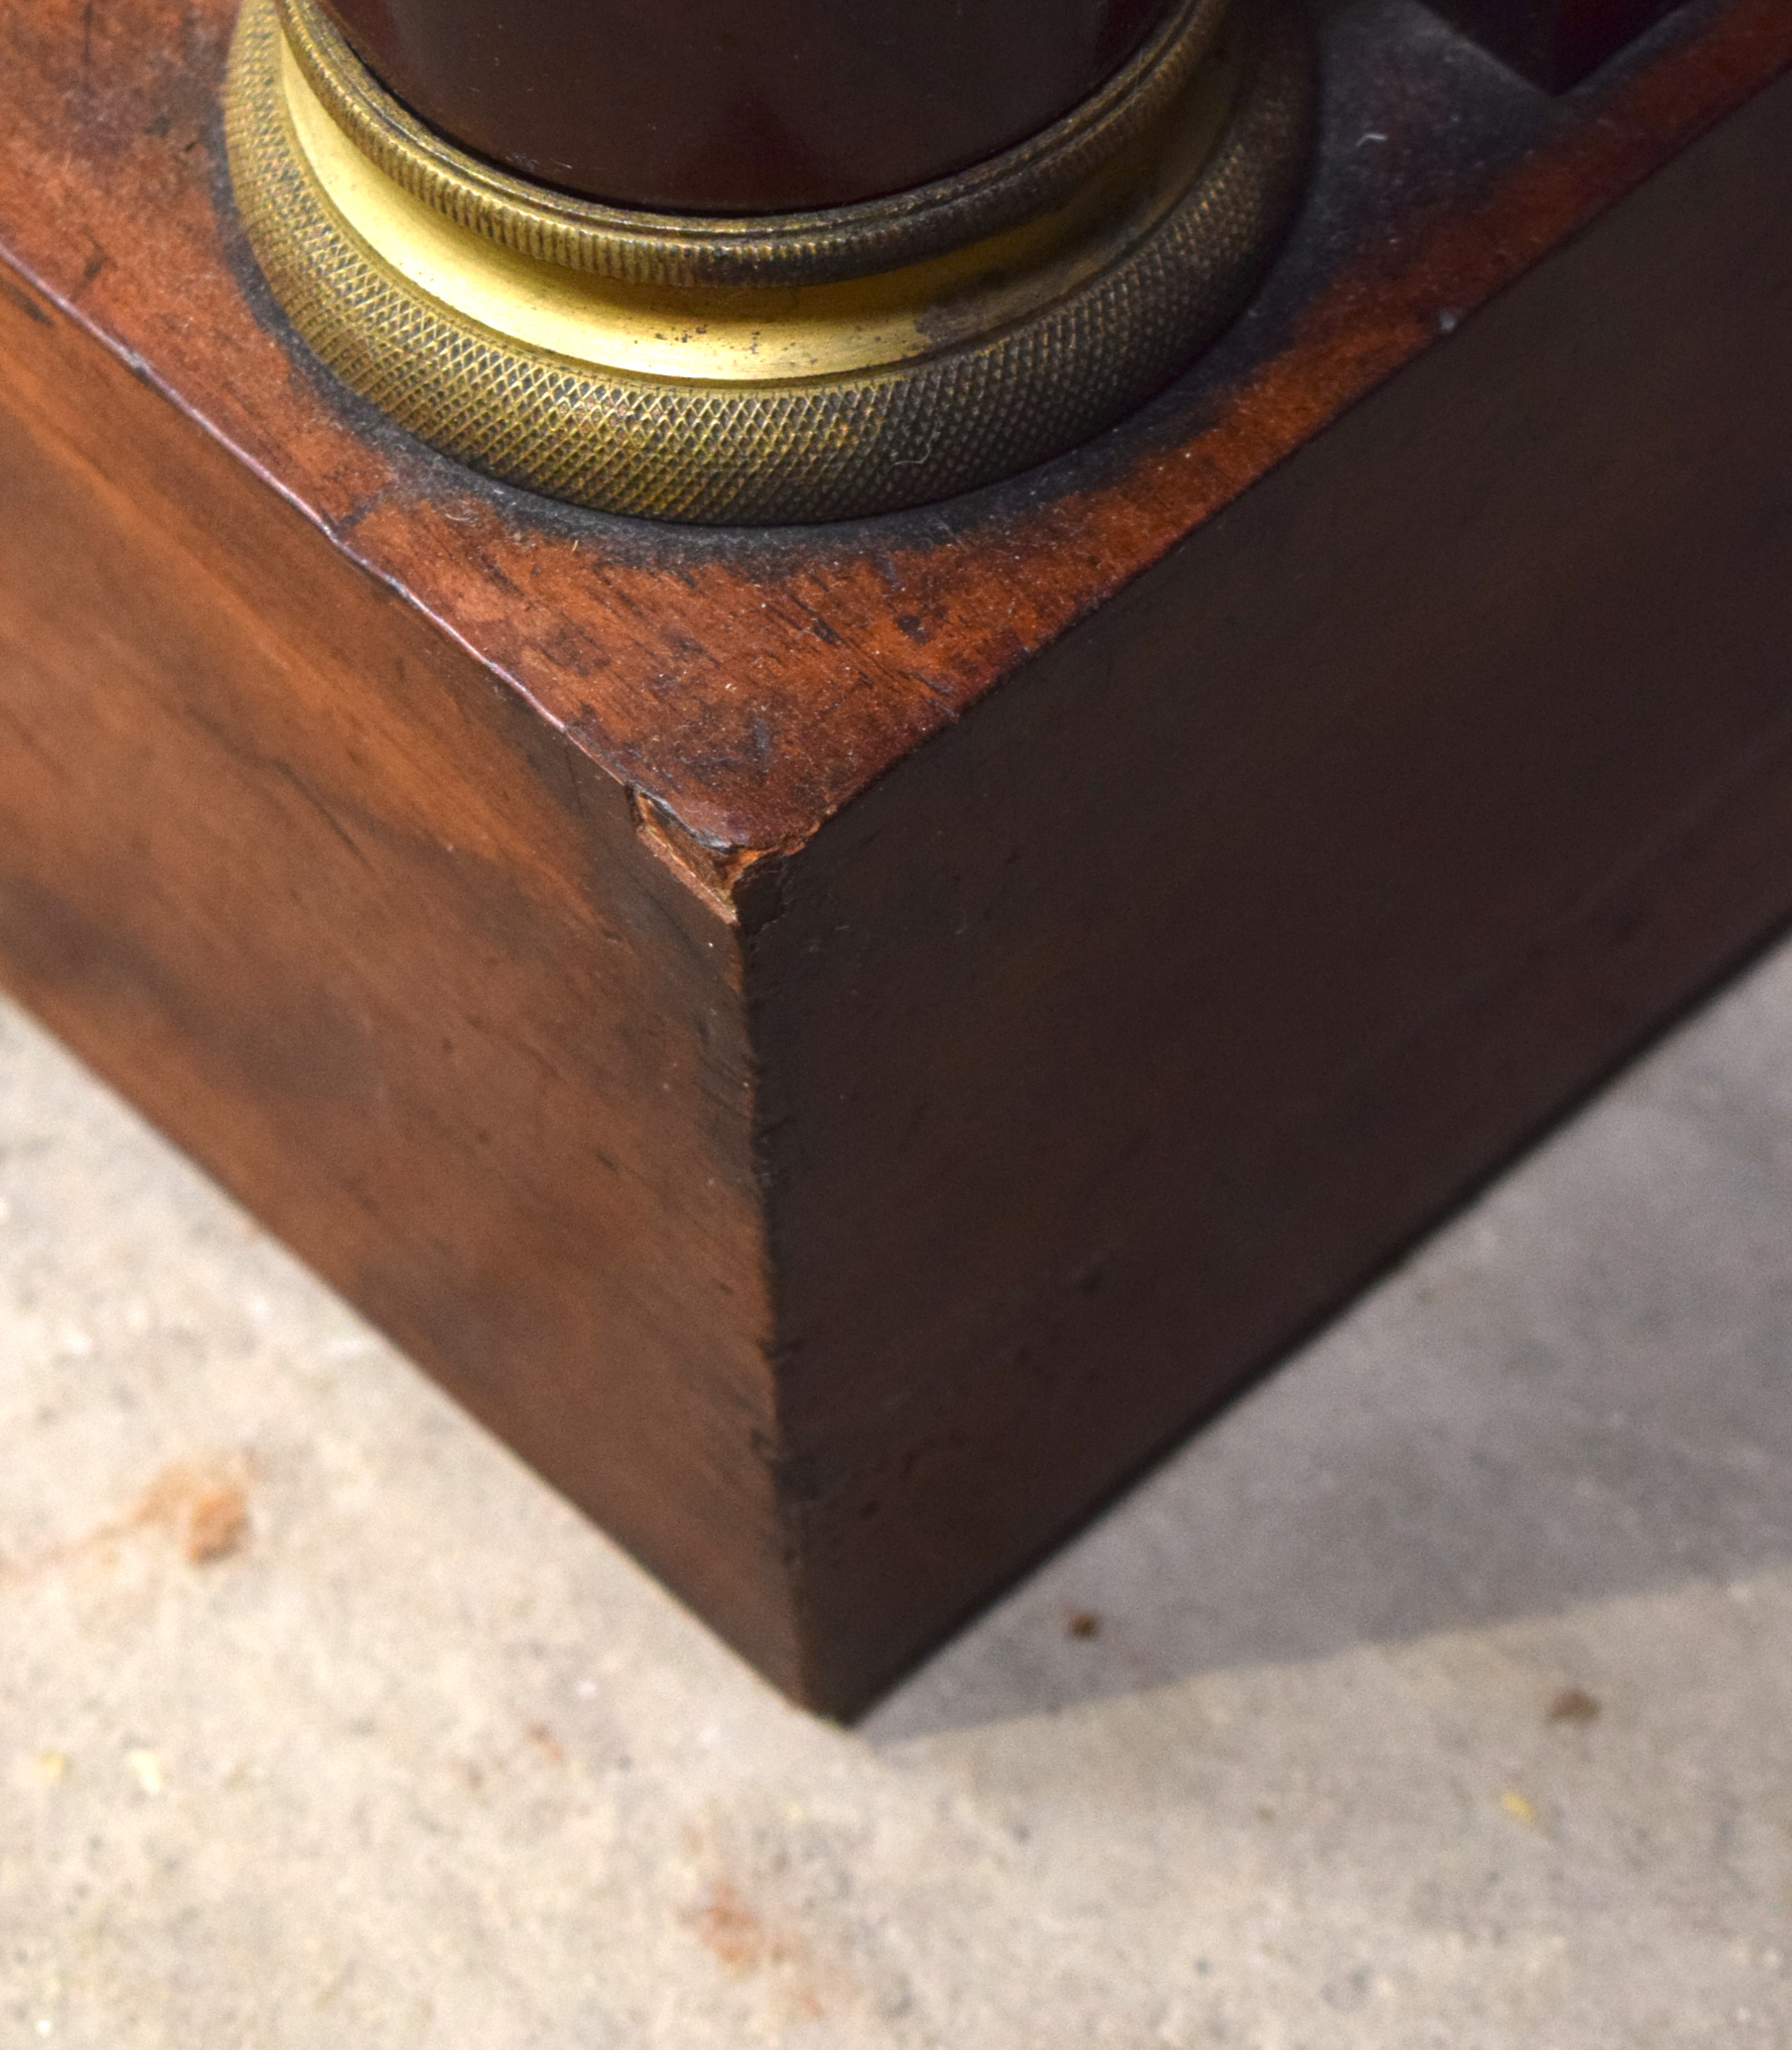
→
(2, 0, 1790, 1713)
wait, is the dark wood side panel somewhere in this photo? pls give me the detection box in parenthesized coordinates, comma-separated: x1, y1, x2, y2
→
(0, 276, 802, 1688)
(754, 60, 1792, 1713)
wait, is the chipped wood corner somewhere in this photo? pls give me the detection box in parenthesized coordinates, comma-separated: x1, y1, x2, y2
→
(627, 787, 792, 928)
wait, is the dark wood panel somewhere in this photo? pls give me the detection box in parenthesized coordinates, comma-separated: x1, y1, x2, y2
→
(751, 57, 1792, 1708)
(0, 273, 807, 1692)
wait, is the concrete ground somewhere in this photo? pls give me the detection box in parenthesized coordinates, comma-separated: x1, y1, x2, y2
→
(1, 931, 1789, 2049)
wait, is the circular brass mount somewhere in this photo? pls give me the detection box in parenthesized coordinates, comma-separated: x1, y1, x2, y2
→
(226, 0, 1313, 525)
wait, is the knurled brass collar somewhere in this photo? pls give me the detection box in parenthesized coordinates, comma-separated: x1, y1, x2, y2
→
(227, 0, 1314, 525)
(278, 0, 1241, 288)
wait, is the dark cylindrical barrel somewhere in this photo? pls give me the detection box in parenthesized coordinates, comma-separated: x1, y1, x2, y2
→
(320, 0, 1176, 214)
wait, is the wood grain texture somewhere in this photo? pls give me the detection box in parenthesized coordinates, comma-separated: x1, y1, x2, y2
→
(0, 258, 804, 1690)
(2, 0, 1791, 1711)
(3, 0, 1782, 864)
(756, 56, 1792, 1702)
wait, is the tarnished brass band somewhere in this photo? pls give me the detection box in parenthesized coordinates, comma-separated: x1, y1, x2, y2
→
(278, 0, 1239, 289)
(225, 0, 1312, 525)
(276, 23, 1247, 385)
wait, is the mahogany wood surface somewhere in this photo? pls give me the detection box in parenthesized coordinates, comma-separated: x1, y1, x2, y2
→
(1, 0, 1790, 1709)
(761, 58, 1792, 1702)
(320, 0, 1171, 212)
(0, 266, 808, 1682)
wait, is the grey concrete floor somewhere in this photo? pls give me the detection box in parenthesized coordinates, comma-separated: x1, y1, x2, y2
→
(1, 934, 1790, 2049)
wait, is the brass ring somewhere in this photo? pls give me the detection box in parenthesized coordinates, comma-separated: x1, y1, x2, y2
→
(278, 0, 1240, 288)
(227, 0, 1313, 525)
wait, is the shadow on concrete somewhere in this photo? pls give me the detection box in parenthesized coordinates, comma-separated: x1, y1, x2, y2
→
(866, 937, 1792, 1742)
